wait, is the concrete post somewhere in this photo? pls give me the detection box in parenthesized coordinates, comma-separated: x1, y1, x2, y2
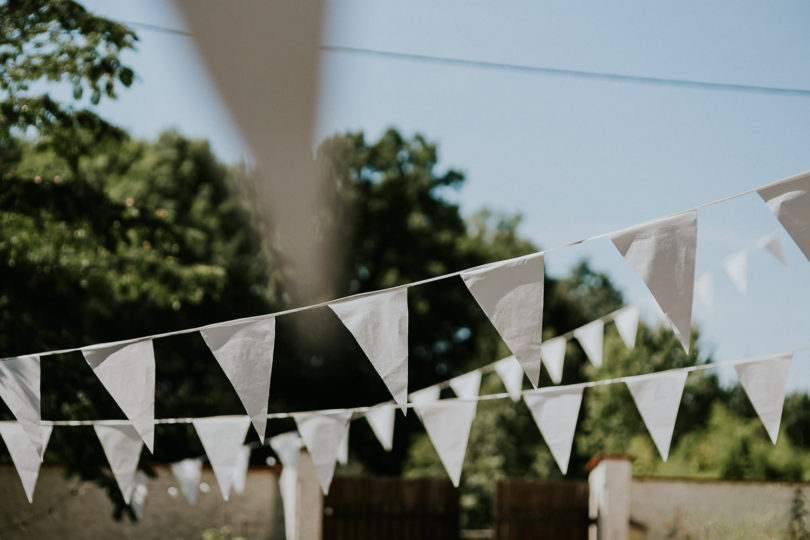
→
(295, 449, 323, 540)
(588, 455, 632, 540)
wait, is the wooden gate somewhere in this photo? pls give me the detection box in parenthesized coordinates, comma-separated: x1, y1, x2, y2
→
(493, 479, 590, 540)
(322, 477, 459, 540)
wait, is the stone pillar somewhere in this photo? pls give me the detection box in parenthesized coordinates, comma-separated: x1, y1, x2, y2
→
(588, 455, 632, 540)
(295, 449, 323, 540)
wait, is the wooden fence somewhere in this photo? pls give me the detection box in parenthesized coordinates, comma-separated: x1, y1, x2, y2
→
(493, 479, 590, 540)
(323, 476, 459, 540)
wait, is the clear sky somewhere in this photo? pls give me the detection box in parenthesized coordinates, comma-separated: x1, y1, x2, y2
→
(79, 0, 810, 389)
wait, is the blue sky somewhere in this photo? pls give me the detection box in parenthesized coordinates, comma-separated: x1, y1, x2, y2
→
(79, 0, 810, 389)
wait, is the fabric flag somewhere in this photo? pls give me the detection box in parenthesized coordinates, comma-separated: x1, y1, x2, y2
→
(231, 445, 252, 495)
(365, 404, 396, 451)
(329, 289, 409, 410)
(723, 250, 748, 294)
(82, 341, 155, 451)
(130, 471, 149, 519)
(294, 411, 352, 495)
(494, 356, 524, 401)
(573, 319, 605, 368)
(200, 317, 276, 441)
(735, 353, 793, 444)
(613, 306, 640, 350)
(0, 422, 52, 502)
(337, 425, 350, 466)
(170, 457, 204, 505)
(269, 431, 303, 540)
(461, 253, 545, 387)
(540, 337, 567, 385)
(414, 398, 477, 487)
(94, 423, 144, 504)
(759, 232, 787, 266)
(757, 171, 810, 262)
(409, 384, 442, 422)
(269, 431, 302, 470)
(192, 416, 251, 501)
(625, 371, 688, 461)
(0, 355, 42, 458)
(523, 387, 583, 474)
(449, 370, 482, 400)
(610, 212, 697, 352)
(695, 271, 714, 310)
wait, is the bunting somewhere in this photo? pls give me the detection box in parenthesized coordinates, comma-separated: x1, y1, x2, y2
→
(695, 271, 714, 310)
(330, 290, 409, 410)
(613, 306, 640, 350)
(611, 212, 697, 352)
(414, 398, 477, 487)
(192, 416, 252, 501)
(337, 426, 350, 466)
(94, 423, 144, 504)
(723, 251, 748, 294)
(494, 356, 524, 401)
(270, 431, 303, 540)
(523, 387, 583, 474)
(625, 371, 688, 461)
(735, 353, 793, 444)
(365, 404, 396, 451)
(83, 341, 155, 451)
(461, 253, 545, 387)
(759, 232, 787, 266)
(0, 355, 42, 458)
(0, 422, 52, 503)
(170, 457, 204, 505)
(294, 411, 352, 495)
(231, 445, 252, 495)
(449, 370, 482, 400)
(573, 319, 605, 368)
(758, 171, 810, 262)
(200, 317, 276, 441)
(540, 337, 566, 384)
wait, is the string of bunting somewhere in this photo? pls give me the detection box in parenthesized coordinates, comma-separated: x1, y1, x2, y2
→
(2, 170, 810, 511)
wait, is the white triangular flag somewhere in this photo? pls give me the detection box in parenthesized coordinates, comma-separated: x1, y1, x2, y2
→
(0, 355, 42, 458)
(494, 356, 524, 401)
(540, 337, 566, 384)
(294, 411, 352, 495)
(758, 171, 810, 262)
(415, 399, 476, 487)
(461, 253, 545, 387)
(523, 387, 583, 474)
(337, 425, 349, 466)
(270, 432, 303, 540)
(83, 341, 155, 451)
(611, 212, 697, 352)
(170, 458, 203, 505)
(231, 445, 251, 495)
(0, 422, 52, 502)
(365, 404, 396, 451)
(409, 385, 442, 422)
(759, 232, 787, 266)
(329, 289, 409, 410)
(130, 471, 149, 519)
(192, 416, 251, 501)
(573, 319, 605, 368)
(614, 306, 640, 350)
(723, 250, 748, 294)
(449, 370, 482, 399)
(94, 423, 143, 504)
(270, 431, 303, 470)
(735, 353, 792, 444)
(695, 271, 714, 310)
(626, 371, 688, 461)
(200, 317, 276, 441)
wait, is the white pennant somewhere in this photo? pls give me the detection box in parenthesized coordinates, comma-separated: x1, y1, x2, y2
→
(294, 411, 352, 495)
(83, 341, 155, 451)
(695, 271, 714, 310)
(94, 423, 144, 504)
(409, 385, 442, 422)
(192, 416, 251, 501)
(0, 422, 52, 502)
(759, 232, 787, 266)
(0, 355, 42, 458)
(573, 319, 605, 368)
(523, 387, 583, 474)
(449, 370, 482, 399)
(130, 471, 149, 519)
(735, 353, 793, 444)
(270, 432, 303, 540)
(269, 431, 303, 470)
(415, 398, 477, 487)
(329, 289, 409, 410)
(200, 317, 276, 441)
(611, 212, 697, 353)
(540, 337, 567, 384)
(230, 445, 251, 495)
(626, 371, 688, 461)
(337, 425, 350, 466)
(723, 250, 748, 294)
(365, 404, 396, 451)
(757, 171, 810, 262)
(494, 356, 524, 401)
(461, 253, 545, 387)
(170, 457, 203, 505)
(613, 306, 640, 350)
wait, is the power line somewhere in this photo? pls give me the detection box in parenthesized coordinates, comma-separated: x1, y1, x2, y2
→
(124, 20, 810, 98)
